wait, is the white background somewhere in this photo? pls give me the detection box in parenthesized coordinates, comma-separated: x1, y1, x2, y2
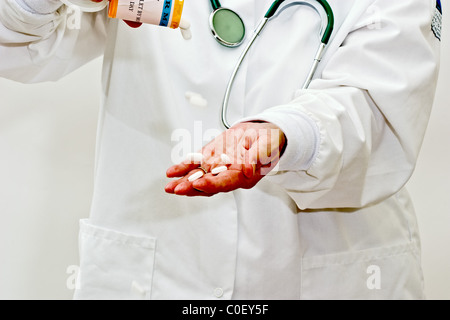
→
(0, 5, 449, 300)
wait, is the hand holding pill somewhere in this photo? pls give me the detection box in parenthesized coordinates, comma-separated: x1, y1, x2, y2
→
(165, 122, 286, 197)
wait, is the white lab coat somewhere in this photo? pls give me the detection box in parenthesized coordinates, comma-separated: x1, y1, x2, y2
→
(0, 0, 441, 299)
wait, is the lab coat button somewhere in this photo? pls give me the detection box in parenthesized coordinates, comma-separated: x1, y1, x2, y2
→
(213, 287, 224, 298)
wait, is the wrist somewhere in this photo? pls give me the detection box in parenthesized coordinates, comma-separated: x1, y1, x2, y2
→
(237, 109, 319, 172)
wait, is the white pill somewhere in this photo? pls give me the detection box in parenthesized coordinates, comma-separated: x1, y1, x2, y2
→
(131, 281, 146, 297)
(180, 28, 192, 40)
(179, 19, 192, 40)
(211, 166, 228, 175)
(184, 153, 204, 163)
(185, 92, 207, 108)
(188, 171, 204, 182)
(179, 19, 191, 30)
(189, 95, 208, 108)
(220, 154, 232, 164)
(185, 91, 200, 99)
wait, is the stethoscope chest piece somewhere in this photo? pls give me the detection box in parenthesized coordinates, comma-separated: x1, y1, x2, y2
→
(209, 7, 246, 47)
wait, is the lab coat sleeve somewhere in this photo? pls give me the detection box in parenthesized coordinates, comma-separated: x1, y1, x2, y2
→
(242, 0, 441, 209)
(0, 0, 107, 83)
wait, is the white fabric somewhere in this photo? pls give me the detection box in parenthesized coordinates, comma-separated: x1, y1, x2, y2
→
(1, 0, 64, 40)
(0, 0, 107, 82)
(0, 0, 441, 299)
(59, 0, 108, 13)
(16, 0, 63, 14)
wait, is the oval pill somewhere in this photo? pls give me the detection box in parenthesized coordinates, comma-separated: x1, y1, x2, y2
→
(179, 18, 191, 30)
(211, 166, 228, 175)
(185, 153, 204, 163)
(185, 91, 200, 99)
(188, 171, 204, 182)
(180, 28, 192, 40)
(179, 19, 192, 40)
(189, 95, 208, 108)
(220, 154, 232, 164)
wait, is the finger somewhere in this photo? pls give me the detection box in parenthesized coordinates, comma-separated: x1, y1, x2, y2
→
(166, 181, 215, 197)
(165, 173, 192, 193)
(191, 170, 257, 194)
(250, 130, 283, 164)
(191, 172, 237, 194)
(166, 167, 214, 194)
(165, 170, 200, 193)
(247, 146, 281, 177)
(248, 142, 279, 166)
(173, 180, 216, 197)
(124, 20, 143, 28)
(204, 155, 228, 172)
(241, 162, 256, 179)
(166, 162, 201, 178)
(234, 135, 257, 178)
(168, 151, 225, 178)
(166, 174, 217, 197)
(242, 132, 282, 177)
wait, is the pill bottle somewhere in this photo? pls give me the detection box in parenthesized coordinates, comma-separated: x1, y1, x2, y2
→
(108, 0, 184, 29)
(60, 0, 185, 29)
(109, 0, 185, 29)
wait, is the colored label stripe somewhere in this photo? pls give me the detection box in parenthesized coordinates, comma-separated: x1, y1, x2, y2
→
(437, 0, 442, 14)
(160, 0, 173, 26)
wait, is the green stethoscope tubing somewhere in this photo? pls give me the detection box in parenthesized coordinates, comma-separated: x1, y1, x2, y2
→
(264, 0, 334, 44)
(215, 0, 335, 129)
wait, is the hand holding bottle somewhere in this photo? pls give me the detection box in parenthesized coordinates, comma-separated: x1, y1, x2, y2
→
(79, 0, 191, 37)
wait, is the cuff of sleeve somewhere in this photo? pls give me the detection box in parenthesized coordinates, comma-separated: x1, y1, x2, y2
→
(234, 107, 320, 171)
(16, 0, 62, 14)
(2, 0, 65, 39)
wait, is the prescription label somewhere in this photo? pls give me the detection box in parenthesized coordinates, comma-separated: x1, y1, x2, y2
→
(432, 0, 442, 41)
(110, 0, 184, 28)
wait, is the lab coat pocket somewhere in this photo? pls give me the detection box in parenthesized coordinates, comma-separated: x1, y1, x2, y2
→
(73, 219, 157, 300)
(300, 243, 424, 300)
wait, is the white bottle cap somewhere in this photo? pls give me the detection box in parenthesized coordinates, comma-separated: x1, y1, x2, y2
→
(60, 0, 108, 12)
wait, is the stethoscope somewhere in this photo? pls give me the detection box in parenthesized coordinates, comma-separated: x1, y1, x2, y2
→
(209, 0, 334, 129)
